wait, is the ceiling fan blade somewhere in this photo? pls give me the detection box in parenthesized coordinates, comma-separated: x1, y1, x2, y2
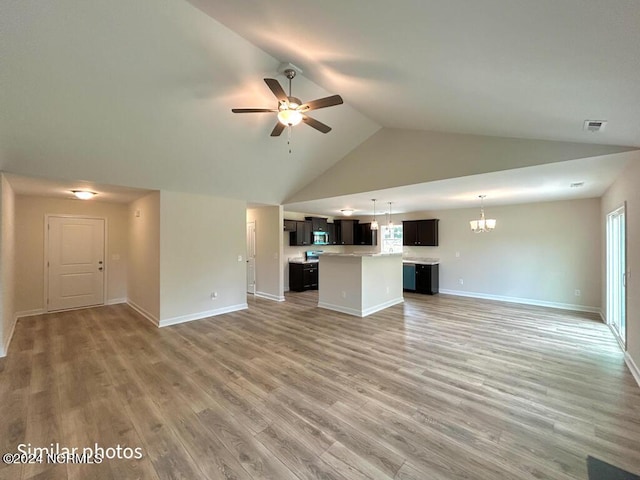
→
(264, 78, 288, 103)
(231, 108, 277, 113)
(302, 115, 332, 134)
(270, 122, 286, 137)
(300, 94, 343, 112)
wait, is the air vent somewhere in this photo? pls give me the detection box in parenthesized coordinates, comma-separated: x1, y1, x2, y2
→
(583, 120, 607, 132)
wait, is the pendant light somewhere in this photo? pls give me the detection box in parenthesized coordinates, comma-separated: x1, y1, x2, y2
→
(387, 202, 393, 228)
(370, 199, 379, 231)
(470, 195, 496, 233)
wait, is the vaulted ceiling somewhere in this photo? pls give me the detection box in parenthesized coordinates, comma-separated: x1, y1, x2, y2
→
(1, 0, 639, 210)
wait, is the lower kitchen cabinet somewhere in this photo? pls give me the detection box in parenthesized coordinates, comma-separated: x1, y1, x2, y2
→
(403, 264, 416, 291)
(289, 263, 319, 292)
(415, 263, 439, 294)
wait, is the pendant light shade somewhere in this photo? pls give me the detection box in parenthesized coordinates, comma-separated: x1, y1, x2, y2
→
(371, 199, 379, 230)
(387, 202, 393, 228)
(470, 195, 496, 233)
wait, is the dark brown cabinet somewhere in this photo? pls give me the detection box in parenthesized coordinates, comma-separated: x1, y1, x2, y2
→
(283, 219, 297, 232)
(289, 263, 319, 291)
(289, 220, 312, 246)
(327, 223, 338, 245)
(357, 223, 378, 246)
(305, 216, 328, 232)
(402, 219, 439, 246)
(415, 263, 439, 294)
(334, 219, 359, 245)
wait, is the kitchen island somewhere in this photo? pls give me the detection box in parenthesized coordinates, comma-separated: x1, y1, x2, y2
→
(318, 253, 403, 317)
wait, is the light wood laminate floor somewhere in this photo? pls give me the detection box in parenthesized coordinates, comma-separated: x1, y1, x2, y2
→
(1, 292, 639, 480)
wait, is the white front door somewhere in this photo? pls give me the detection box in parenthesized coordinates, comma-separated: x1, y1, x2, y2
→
(247, 221, 256, 294)
(47, 216, 105, 312)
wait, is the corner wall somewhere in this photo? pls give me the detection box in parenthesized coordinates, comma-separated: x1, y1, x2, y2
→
(159, 191, 247, 326)
(602, 157, 640, 384)
(0, 174, 15, 357)
(128, 192, 160, 323)
(247, 206, 284, 301)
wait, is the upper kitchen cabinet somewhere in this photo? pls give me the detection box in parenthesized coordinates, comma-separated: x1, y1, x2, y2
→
(402, 219, 439, 246)
(357, 223, 378, 246)
(305, 216, 328, 232)
(283, 219, 297, 232)
(334, 219, 359, 245)
(290, 220, 312, 246)
(326, 223, 338, 245)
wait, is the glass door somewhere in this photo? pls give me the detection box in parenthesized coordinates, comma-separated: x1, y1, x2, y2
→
(606, 205, 626, 346)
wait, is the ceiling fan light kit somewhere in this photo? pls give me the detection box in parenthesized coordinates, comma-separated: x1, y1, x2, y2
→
(232, 66, 343, 137)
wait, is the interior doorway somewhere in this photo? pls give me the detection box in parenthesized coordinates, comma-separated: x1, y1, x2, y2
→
(606, 204, 626, 347)
(46, 215, 106, 312)
(247, 221, 256, 294)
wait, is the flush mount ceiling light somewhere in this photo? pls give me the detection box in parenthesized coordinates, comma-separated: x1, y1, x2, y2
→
(470, 195, 496, 233)
(370, 199, 379, 231)
(341, 209, 354, 216)
(71, 190, 97, 200)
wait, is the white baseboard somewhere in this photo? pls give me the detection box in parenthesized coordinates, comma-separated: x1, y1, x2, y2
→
(625, 352, 640, 388)
(1, 313, 19, 358)
(439, 289, 600, 313)
(255, 291, 285, 302)
(159, 303, 248, 328)
(319, 297, 404, 318)
(16, 308, 46, 318)
(107, 297, 127, 305)
(127, 299, 159, 327)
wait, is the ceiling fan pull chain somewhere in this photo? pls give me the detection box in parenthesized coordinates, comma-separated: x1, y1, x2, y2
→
(287, 125, 293, 154)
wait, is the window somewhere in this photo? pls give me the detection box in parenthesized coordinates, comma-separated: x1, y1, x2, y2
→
(381, 224, 403, 253)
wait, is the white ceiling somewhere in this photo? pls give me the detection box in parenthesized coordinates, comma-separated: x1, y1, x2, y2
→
(192, 0, 640, 147)
(284, 153, 632, 216)
(1, 0, 639, 212)
(6, 173, 153, 204)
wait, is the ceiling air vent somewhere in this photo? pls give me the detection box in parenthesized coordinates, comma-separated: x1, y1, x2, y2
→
(583, 120, 607, 132)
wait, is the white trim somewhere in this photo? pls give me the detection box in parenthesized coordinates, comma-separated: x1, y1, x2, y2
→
(362, 297, 404, 317)
(16, 308, 46, 318)
(44, 214, 108, 313)
(625, 352, 640, 388)
(159, 303, 248, 328)
(127, 299, 159, 327)
(255, 291, 285, 302)
(439, 289, 600, 313)
(0, 314, 18, 358)
(319, 297, 404, 318)
(107, 297, 127, 305)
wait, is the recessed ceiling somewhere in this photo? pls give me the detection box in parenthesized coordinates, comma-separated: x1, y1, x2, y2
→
(284, 154, 631, 216)
(192, 0, 640, 147)
(6, 173, 154, 204)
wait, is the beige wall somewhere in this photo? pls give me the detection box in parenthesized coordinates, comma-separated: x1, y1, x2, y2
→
(159, 191, 247, 325)
(602, 157, 640, 376)
(286, 128, 635, 203)
(0, 175, 16, 357)
(128, 192, 160, 322)
(247, 206, 284, 301)
(14, 195, 129, 314)
(396, 198, 601, 310)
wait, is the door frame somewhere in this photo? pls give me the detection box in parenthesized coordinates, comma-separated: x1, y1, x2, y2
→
(44, 214, 108, 313)
(605, 203, 626, 349)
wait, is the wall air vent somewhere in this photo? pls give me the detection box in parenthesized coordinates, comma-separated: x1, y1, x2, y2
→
(583, 120, 607, 132)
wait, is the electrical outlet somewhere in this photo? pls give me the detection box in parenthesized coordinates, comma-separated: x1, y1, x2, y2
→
(459, 278, 464, 285)
(211, 291, 218, 299)
(386, 286, 390, 294)
(574, 289, 581, 297)
(237, 255, 243, 262)
(455, 251, 460, 258)
(341, 291, 347, 299)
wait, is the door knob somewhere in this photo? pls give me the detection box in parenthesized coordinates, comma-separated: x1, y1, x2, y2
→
(98, 267, 103, 271)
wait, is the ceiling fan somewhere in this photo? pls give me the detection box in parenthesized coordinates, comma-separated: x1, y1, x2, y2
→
(232, 68, 343, 136)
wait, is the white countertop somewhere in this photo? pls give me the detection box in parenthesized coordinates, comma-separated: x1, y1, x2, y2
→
(321, 252, 402, 258)
(402, 257, 440, 265)
(288, 258, 319, 264)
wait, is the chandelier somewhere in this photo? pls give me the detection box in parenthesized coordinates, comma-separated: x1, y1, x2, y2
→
(470, 195, 496, 233)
